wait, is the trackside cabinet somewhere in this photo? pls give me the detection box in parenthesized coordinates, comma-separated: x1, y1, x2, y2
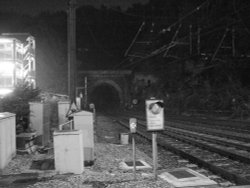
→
(0, 112, 16, 170)
(29, 102, 51, 146)
(73, 111, 94, 163)
(58, 100, 70, 125)
(53, 130, 84, 174)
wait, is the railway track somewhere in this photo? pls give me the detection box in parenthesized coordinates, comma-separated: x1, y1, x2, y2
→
(108, 112, 250, 186)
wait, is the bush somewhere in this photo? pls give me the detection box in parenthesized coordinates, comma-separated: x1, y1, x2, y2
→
(0, 81, 41, 132)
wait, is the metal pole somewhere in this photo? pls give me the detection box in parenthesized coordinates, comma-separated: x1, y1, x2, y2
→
(232, 27, 235, 57)
(197, 26, 201, 55)
(210, 28, 228, 63)
(124, 22, 145, 57)
(84, 76, 87, 109)
(132, 134, 136, 180)
(189, 25, 192, 55)
(68, 0, 77, 104)
(152, 132, 158, 180)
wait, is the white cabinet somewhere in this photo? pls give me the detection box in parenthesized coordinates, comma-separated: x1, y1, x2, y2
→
(29, 102, 50, 146)
(53, 130, 84, 174)
(58, 100, 70, 125)
(73, 111, 94, 162)
(0, 112, 16, 170)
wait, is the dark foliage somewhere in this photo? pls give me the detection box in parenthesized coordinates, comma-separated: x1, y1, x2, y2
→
(0, 82, 41, 131)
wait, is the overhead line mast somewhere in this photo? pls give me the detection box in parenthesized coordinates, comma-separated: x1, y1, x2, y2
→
(68, 0, 77, 104)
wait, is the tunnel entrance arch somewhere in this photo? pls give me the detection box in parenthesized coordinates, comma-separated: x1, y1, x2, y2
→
(89, 79, 122, 111)
(77, 70, 132, 110)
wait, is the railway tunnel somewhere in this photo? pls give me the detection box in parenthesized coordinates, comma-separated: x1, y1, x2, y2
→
(77, 70, 132, 112)
(89, 82, 121, 112)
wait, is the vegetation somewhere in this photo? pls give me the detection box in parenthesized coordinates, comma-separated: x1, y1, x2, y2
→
(0, 82, 41, 132)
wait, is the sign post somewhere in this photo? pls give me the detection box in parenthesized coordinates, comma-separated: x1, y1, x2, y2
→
(145, 99, 164, 181)
(129, 118, 137, 180)
(152, 132, 158, 180)
(145, 99, 164, 131)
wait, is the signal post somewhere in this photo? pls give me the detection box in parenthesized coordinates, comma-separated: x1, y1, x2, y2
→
(145, 98, 164, 180)
(129, 118, 137, 180)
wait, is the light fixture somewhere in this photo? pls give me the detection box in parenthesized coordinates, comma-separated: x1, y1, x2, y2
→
(0, 88, 13, 96)
(0, 38, 12, 43)
(0, 62, 14, 75)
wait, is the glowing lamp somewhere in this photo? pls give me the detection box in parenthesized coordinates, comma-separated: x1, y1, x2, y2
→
(0, 38, 12, 43)
(0, 88, 13, 96)
(0, 62, 14, 75)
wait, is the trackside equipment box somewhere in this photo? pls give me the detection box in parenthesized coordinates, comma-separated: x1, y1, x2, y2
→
(73, 111, 94, 163)
(0, 112, 16, 170)
(53, 130, 84, 174)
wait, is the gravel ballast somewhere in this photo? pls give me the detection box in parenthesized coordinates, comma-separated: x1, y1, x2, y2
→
(0, 114, 223, 188)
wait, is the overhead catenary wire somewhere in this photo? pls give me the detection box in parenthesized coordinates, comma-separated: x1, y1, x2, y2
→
(117, 0, 210, 68)
(209, 28, 229, 63)
(163, 24, 182, 57)
(165, 0, 209, 31)
(81, 8, 120, 58)
(112, 57, 130, 70)
(124, 21, 145, 57)
(119, 18, 239, 70)
(116, 1, 249, 70)
(233, 0, 250, 35)
(120, 1, 249, 64)
(124, 10, 247, 67)
(86, 23, 115, 57)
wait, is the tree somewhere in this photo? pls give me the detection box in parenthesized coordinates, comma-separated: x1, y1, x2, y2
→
(0, 81, 41, 133)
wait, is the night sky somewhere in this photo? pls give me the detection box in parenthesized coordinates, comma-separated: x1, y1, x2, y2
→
(0, 0, 149, 15)
(1, 0, 250, 113)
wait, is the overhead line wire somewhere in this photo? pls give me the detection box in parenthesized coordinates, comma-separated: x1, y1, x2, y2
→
(118, 0, 209, 69)
(81, 8, 118, 58)
(86, 23, 115, 57)
(165, 0, 209, 31)
(233, 0, 250, 35)
(120, 18, 239, 70)
(116, 1, 248, 69)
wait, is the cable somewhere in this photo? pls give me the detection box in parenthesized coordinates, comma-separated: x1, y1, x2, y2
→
(112, 57, 130, 70)
(233, 0, 250, 35)
(85, 24, 115, 57)
(165, 0, 209, 31)
(120, 19, 238, 70)
(124, 21, 145, 57)
(119, 1, 210, 68)
(114, 1, 247, 70)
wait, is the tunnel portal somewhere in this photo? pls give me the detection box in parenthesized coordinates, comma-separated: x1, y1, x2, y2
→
(77, 70, 132, 111)
(89, 83, 120, 112)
